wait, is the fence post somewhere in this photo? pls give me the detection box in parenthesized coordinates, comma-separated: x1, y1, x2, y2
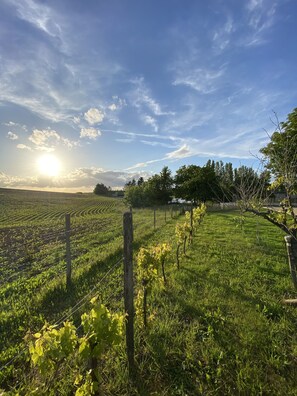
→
(154, 209, 156, 230)
(65, 213, 71, 289)
(285, 235, 297, 290)
(123, 212, 135, 375)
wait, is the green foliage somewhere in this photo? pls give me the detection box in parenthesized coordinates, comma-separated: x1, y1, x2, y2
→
(124, 166, 173, 207)
(28, 321, 77, 376)
(26, 299, 124, 394)
(75, 371, 99, 396)
(136, 247, 159, 287)
(175, 204, 206, 263)
(260, 108, 297, 194)
(93, 183, 110, 196)
(80, 297, 124, 358)
(124, 184, 147, 208)
(135, 243, 172, 325)
(174, 164, 218, 203)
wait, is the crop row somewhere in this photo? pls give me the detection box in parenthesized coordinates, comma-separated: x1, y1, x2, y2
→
(0, 201, 118, 226)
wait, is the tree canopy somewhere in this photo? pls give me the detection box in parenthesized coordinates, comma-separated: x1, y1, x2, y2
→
(260, 108, 297, 195)
(93, 183, 110, 196)
(123, 162, 261, 207)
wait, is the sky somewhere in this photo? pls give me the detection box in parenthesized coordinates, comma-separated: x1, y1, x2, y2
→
(0, 0, 297, 192)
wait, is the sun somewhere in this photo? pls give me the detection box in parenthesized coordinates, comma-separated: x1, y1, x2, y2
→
(37, 154, 61, 177)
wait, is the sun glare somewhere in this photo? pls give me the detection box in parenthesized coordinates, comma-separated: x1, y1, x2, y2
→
(37, 154, 61, 177)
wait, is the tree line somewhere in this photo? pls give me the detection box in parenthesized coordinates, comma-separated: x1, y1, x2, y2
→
(94, 107, 296, 211)
(123, 161, 269, 208)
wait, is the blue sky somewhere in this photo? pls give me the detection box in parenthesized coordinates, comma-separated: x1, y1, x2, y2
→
(1, 0, 297, 192)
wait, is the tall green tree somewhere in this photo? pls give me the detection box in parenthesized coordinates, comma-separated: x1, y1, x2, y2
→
(174, 164, 218, 203)
(239, 108, 297, 289)
(144, 166, 173, 205)
(93, 183, 110, 196)
(260, 108, 297, 197)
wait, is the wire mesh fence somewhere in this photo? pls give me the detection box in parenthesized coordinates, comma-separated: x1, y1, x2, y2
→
(0, 205, 185, 390)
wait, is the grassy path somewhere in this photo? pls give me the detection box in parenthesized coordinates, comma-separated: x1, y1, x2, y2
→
(3, 208, 297, 395)
(110, 209, 297, 395)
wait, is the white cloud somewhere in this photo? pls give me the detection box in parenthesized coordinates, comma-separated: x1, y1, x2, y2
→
(244, 0, 277, 46)
(3, 121, 17, 127)
(111, 96, 127, 109)
(84, 108, 105, 125)
(140, 140, 176, 148)
(130, 77, 173, 116)
(212, 16, 235, 52)
(165, 144, 192, 159)
(7, 131, 19, 140)
(29, 129, 60, 146)
(11, 0, 61, 38)
(80, 128, 102, 140)
(143, 115, 158, 132)
(173, 67, 225, 94)
(108, 103, 117, 111)
(27, 129, 79, 150)
(73, 116, 80, 124)
(17, 144, 32, 151)
(3, 121, 27, 130)
(247, 0, 263, 12)
(0, 167, 152, 192)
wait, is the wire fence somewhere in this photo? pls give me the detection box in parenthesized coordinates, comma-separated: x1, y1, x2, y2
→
(0, 205, 185, 390)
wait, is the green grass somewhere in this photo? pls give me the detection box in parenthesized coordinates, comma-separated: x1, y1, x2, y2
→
(102, 209, 297, 395)
(2, 190, 297, 394)
(0, 188, 178, 390)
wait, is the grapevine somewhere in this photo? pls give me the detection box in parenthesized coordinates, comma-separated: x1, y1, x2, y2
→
(24, 298, 124, 395)
(135, 247, 158, 327)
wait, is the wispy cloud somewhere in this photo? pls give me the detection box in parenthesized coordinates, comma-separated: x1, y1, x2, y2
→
(7, 131, 18, 140)
(140, 140, 176, 149)
(129, 77, 174, 117)
(165, 144, 192, 159)
(244, 0, 277, 46)
(173, 66, 225, 94)
(212, 16, 235, 52)
(17, 144, 32, 151)
(2, 121, 27, 130)
(8, 0, 62, 37)
(143, 115, 158, 132)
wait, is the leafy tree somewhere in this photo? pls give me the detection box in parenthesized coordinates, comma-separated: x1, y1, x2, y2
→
(145, 166, 173, 205)
(93, 183, 110, 196)
(137, 177, 144, 186)
(124, 184, 147, 207)
(125, 178, 136, 188)
(125, 167, 173, 207)
(238, 108, 297, 289)
(260, 108, 297, 199)
(174, 164, 218, 203)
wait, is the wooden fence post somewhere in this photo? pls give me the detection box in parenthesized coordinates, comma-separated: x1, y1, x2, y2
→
(189, 203, 193, 243)
(123, 212, 135, 375)
(65, 213, 71, 289)
(154, 209, 156, 230)
(285, 235, 297, 290)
